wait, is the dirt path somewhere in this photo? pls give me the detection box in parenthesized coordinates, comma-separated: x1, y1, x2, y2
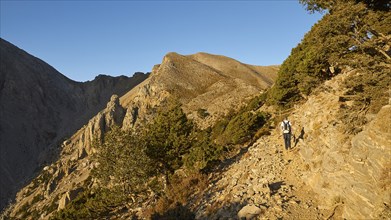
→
(193, 130, 329, 219)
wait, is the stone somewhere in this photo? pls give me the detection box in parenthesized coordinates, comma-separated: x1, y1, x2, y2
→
(237, 205, 263, 220)
(57, 188, 83, 211)
(58, 193, 70, 211)
(274, 206, 283, 213)
(247, 189, 255, 196)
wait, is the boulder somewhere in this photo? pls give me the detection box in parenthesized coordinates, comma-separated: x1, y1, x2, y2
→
(237, 204, 264, 220)
(57, 188, 83, 211)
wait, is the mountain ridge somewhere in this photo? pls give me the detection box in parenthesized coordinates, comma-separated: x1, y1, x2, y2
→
(120, 52, 278, 128)
(1, 46, 279, 218)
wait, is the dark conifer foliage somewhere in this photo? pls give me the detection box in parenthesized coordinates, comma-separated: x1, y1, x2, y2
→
(269, 0, 390, 108)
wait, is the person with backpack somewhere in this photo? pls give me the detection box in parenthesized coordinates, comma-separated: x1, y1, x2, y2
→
(281, 117, 292, 150)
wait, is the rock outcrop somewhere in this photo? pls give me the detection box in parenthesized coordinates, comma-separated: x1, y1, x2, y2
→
(291, 72, 391, 219)
(0, 38, 148, 210)
(62, 94, 126, 160)
(237, 204, 264, 219)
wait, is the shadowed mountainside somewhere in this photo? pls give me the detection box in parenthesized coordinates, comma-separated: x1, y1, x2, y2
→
(0, 38, 148, 210)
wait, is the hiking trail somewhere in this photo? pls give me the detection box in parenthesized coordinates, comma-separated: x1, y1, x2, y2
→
(193, 128, 337, 219)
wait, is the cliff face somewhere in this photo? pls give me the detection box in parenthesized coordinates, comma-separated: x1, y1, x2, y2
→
(4, 51, 278, 218)
(0, 38, 148, 210)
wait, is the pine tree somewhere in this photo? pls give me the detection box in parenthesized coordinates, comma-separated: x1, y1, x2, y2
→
(141, 99, 194, 182)
(93, 126, 156, 196)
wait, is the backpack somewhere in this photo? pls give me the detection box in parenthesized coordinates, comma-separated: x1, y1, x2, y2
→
(283, 121, 291, 133)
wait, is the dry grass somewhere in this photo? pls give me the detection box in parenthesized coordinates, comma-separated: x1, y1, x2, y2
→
(142, 172, 208, 218)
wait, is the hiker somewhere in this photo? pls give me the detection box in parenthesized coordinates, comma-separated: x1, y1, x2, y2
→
(280, 118, 292, 150)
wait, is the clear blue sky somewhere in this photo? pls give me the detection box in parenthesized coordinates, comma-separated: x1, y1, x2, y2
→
(1, 1, 323, 82)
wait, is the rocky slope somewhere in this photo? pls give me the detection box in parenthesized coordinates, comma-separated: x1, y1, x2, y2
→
(290, 71, 391, 219)
(0, 38, 148, 210)
(3, 51, 278, 218)
(190, 70, 390, 219)
(190, 130, 327, 220)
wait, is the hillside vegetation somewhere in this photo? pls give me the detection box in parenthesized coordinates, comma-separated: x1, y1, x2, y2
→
(51, 97, 270, 219)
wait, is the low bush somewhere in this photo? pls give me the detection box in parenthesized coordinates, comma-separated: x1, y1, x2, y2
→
(146, 172, 207, 219)
(197, 108, 210, 119)
(51, 189, 124, 220)
(213, 110, 268, 146)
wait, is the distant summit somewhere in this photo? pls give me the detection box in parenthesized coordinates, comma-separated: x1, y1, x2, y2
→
(0, 38, 148, 210)
(120, 51, 278, 128)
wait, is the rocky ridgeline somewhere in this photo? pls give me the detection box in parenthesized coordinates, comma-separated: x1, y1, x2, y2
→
(121, 78, 171, 130)
(4, 61, 389, 219)
(5, 67, 389, 219)
(62, 94, 126, 159)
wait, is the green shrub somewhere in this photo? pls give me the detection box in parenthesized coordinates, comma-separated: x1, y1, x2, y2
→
(51, 189, 123, 220)
(197, 108, 210, 119)
(147, 173, 206, 220)
(184, 130, 224, 171)
(45, 198, 59, 214)
(338, 70, 390, 134)
(93, 126, 156, 195)
(245, 93, 267, 111)
(214, 111, 268, 146)
(15, 203, 30, 219)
